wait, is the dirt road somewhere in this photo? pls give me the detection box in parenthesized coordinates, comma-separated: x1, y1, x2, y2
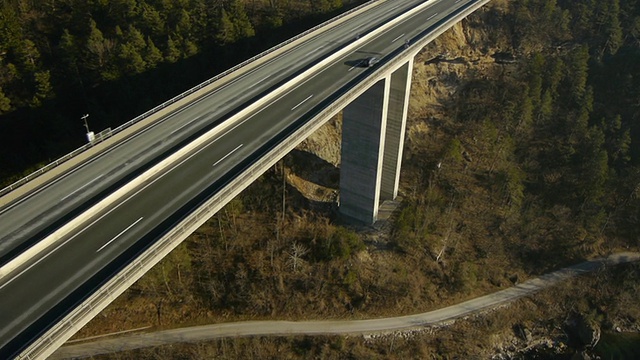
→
(52, 252, 640, 359)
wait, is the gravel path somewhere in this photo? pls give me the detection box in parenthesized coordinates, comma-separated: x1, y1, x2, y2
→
(52, 252, 640, 359)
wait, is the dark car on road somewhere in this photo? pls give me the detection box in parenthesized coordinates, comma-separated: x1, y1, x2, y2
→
(363, 56, 379, 67)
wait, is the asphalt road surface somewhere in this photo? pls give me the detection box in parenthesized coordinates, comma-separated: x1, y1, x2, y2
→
(51, 252, 640, 359)
(0, 0, 483, 356)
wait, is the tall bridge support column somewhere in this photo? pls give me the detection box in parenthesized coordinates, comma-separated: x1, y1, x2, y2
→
(339, 60, 413, 224)
(339, 79, 389, 224)
(381, 60, 412, 201)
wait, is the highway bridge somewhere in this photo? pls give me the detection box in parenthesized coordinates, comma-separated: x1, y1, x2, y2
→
(0, 0, 490, 358)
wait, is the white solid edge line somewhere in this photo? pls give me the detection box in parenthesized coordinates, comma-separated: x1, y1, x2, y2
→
(96, 217, 144, 253)
(249, 75, 272, 89)
(391, 33, 405, 43)
(60, 174, 105, 202)
(291, 95, 314, 111)
(212, 144, 244, 168)
(305, 46, 325, 57)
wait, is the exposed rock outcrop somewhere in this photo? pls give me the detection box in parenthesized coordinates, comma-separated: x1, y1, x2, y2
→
(576, 315, 601, 349)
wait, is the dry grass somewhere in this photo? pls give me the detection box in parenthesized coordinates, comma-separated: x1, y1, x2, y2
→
(86, 263, 640, 359)
(73, 2, 640, 359)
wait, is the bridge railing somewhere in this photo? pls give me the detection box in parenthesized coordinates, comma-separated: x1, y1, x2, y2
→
(0, 0, 380, 199)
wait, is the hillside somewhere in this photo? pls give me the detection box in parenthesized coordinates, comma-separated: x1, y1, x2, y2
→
(47, 0, 640, 358)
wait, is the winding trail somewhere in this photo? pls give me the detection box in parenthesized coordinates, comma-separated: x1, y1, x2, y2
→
(52, 252, 640, 359)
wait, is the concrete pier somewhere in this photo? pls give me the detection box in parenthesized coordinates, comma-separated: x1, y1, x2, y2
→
(339, 60, 413, 223)
(381, 60, 412, 201)
(340, 79, 389, 224)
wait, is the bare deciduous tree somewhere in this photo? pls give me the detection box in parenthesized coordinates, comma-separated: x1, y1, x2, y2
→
(436, 199, 457, 263)
(288, 242, 309, 272)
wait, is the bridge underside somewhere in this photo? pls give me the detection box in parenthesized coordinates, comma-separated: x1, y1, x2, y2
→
(340, 60, 413, 224)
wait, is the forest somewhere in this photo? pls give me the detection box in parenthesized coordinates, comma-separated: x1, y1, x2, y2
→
(394, 0, 640, 273)
(0, 0, 346, 183)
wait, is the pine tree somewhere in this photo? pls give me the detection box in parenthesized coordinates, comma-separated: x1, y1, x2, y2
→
(182, 39, 198, 58)
(538, 89, 554, 122)
(118, 26, 147, 74)
(15, 39, 40, 74)
(144, 36, 163, 69)
(575, 86, 594, 133)
(164, 35, 181, 63)
(265, 5, 283, 28)
(566, 45, 590, 104)
(111, 0, 139, 25)
(58, 29, 78, 68)
(216, 8, 235, 44)
(230, 0, 255, 39)
(516, 88, 534, 136)
(603, 115, 632, 168)
(0, 87, 11, 114)
(578, 127, 608, 204)
(569, 0, 595, 37)
(140, 3, 165, 36)
(604, 0, 623, 55)
(527, 53, 545, 108)
(545, 57, 564, 98)
(84, 18, 114, 74)
(0, 4, 22, 55)
(175, 8, 192, 36)
(56, 29, 86, 89)
(30, 70, 53, 107)
(631, 17, 640, 46)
